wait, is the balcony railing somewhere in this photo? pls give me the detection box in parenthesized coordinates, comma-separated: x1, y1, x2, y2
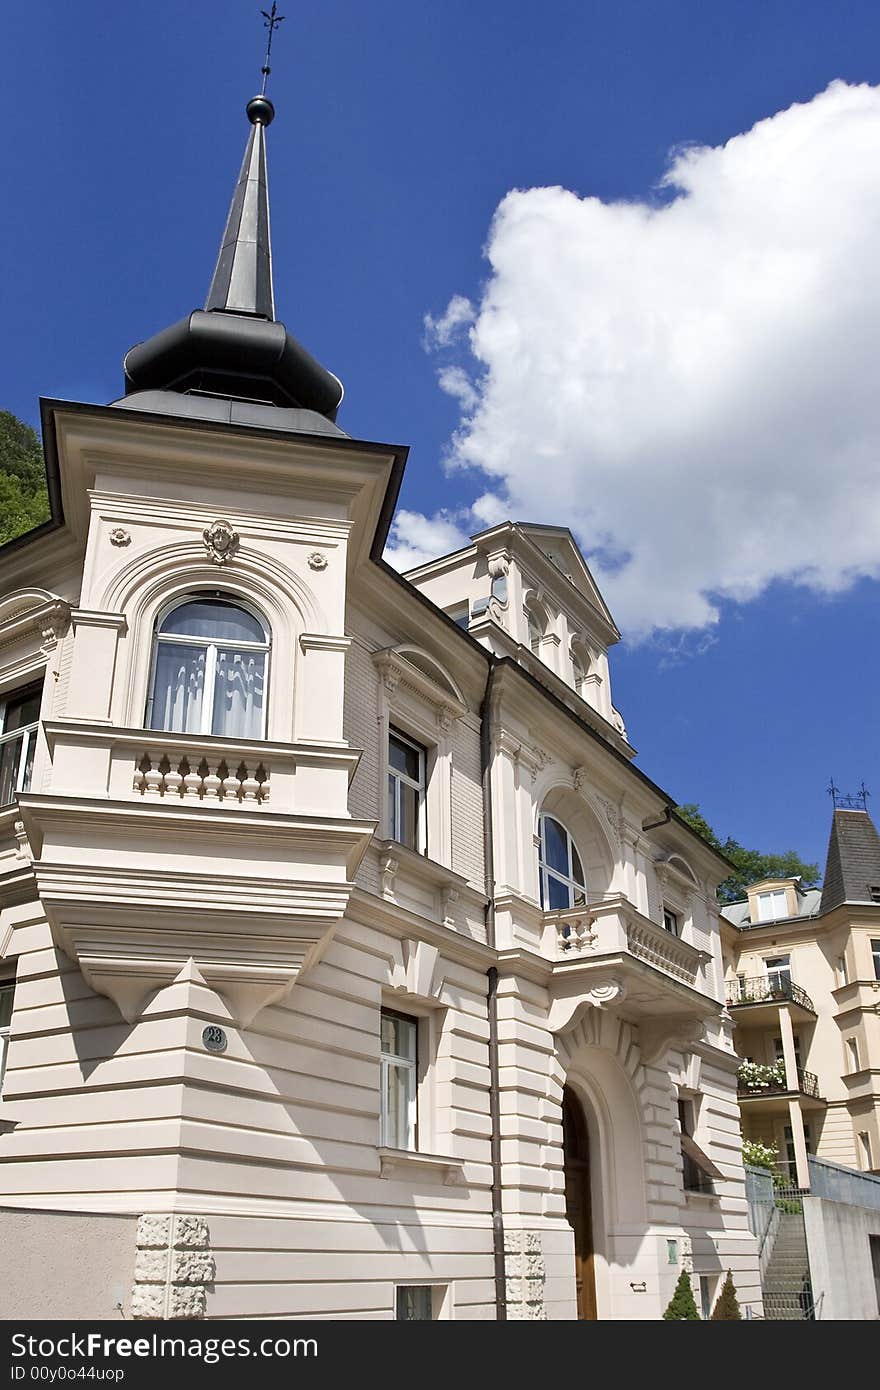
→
(726, 975, 815, 1013)
(737, 1063, 821, 1099)
(545, 895, 706, 987)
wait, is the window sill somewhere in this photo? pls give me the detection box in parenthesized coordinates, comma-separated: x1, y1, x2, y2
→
(683, 1188, 720, 1205)
(377, 1146, 465, 1185)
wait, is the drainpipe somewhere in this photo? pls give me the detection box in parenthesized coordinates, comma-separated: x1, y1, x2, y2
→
(480, 660, 507, 1320)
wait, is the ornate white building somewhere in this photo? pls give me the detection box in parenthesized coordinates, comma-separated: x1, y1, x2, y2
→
(0, 90, 760, 1321)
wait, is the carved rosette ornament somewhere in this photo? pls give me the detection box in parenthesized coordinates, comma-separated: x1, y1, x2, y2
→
(109, 527, 131, 547)
(307, 551, 328, 571)
(202, 519, 240, 566)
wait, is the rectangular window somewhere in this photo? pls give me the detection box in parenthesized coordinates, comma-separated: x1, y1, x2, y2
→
(837, 956, 848, 986)
(847, 1037, 861, 1073)
(756, 889, 788, 922)
(699, 1275, 714, 1321)
(869, 887, 880, 904)
(387, 729, 426, 852)
(0, 682, 42, 807)
(678, 1097, 721, 1195)
(764, 954, 792, 994)
(872, 940, 880, 982)
(0, 979, 14, 1095)
(774, 1034, 802, 1071)
(380, 1008, 418, 1150)
(395, 1286, 438, 1320)
(663, 908, 680, 936)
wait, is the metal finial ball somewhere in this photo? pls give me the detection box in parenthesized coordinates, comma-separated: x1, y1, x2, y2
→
(247, 95, 275, 126)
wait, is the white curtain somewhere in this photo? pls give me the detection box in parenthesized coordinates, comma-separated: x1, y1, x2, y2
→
(212, 649, 265, 739)
(151, 643, 205, 733)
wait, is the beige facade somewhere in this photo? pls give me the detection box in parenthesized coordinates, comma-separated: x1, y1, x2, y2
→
(0, 95, 760, 1322)
(721, 815, 880, 1189)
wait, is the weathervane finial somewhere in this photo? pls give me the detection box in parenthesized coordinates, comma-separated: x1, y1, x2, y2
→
(260, 3, 285, 96)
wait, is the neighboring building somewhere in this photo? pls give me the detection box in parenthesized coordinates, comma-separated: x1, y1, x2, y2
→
(722, 805, 880, 1188)
(0, 90, 760, 1320)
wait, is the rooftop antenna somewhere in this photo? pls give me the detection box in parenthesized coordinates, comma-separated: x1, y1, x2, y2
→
(260, 4, 285, 95)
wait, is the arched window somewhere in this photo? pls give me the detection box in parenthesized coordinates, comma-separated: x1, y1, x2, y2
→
(527, 607, 544, 656)
(147, 595, 269, 739)
(538, 813, 587, 910)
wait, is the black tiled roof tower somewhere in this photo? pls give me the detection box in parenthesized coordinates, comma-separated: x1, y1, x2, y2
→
(818, 808, 880, 913)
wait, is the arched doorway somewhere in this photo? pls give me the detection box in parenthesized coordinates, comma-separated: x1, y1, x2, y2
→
(562, 1085, 597, 1320)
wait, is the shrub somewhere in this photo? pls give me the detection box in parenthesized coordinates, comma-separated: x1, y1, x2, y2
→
(710, 1269, 742, 1320)
(662, 1269, 700, 1320)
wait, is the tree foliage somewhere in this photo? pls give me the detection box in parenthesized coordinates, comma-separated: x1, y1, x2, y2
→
(0, 411, 50, 547)
(710, 1269, 742, 1320)
(676, 802, 819, 904)
(662, 1268, 700, 1320)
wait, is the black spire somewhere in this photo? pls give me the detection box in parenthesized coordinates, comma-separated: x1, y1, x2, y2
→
(205, 96, 276, 320)
(120, 92, 344, 426)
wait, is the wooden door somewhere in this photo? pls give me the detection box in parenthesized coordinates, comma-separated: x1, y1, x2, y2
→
(562, 1086, 597, 1320)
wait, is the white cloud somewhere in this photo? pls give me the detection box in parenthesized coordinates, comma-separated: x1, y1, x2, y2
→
(384, 508, 471, 573)
(437, 365, 478, 412)
(423, 294, 475, 349)
(421, 80, 880, 637)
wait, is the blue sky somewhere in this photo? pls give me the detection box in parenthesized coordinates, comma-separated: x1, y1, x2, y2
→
(3, 1, 880, 876)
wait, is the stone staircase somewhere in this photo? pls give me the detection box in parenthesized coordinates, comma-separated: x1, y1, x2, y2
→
(762, 1209, 814, 1319)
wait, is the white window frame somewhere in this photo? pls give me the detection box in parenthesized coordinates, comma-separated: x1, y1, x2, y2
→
(756, 889, 788, 922)
(387, 728, 427, 854)
(0, 682, 42, 806)
(846, 1037, 861, 1074)
(146, 594, 271, 738)
(871, 939, 880, 982)
(380, 1007, 419, 1151)
(764, 953, 792, 993)
(0, 978, 15, 1096)
(538, 813, 587, 911)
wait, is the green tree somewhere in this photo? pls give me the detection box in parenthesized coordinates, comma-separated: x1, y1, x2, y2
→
(710, 1269, 742, 1320)
(0, 411, 50, 546)
(662, 1268, 700, 1320)
(676, 802, 819, 904)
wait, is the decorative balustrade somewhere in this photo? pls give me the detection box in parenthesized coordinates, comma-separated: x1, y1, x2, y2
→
(133, 752, 269, 804)
(726, 975, 815, 1013)
(547, 895, 705, 988)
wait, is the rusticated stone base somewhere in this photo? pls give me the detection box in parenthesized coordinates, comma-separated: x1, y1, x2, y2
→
(131, 1214, 215, 1319)
(504, 1231, 547, 1319)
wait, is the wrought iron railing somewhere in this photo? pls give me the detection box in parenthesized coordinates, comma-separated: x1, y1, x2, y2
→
(726, 976, 815, 1013)
(737, 1066, 821, 1099)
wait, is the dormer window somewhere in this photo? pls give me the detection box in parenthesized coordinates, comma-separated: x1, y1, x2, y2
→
(756, 888, 788, 922)
(147, 596, 269, 739)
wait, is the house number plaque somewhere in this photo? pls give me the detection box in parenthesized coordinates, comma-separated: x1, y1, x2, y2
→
(202, 1025, 228, 1054)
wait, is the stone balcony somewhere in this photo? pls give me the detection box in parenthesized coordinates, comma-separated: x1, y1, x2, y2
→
(17, 719, 373, 1026)
(496, 893, 720, 1045)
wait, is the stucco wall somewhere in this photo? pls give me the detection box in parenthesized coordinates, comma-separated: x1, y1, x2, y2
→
(803, 1194, 880, 1320)
(0, 1207, 136, 1320)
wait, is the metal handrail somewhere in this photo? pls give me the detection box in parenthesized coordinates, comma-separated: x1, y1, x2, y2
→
(726, 975, 815, 1013)
(737, 1066, 821, 1099)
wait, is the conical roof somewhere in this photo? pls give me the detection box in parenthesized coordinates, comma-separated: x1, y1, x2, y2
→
(818, 808, 880, 913)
